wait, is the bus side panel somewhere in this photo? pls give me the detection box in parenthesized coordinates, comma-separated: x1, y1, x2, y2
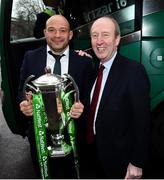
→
(142, 9, 164, 109)
(143, 11, 164, 37)
(119, 41, 141, 63)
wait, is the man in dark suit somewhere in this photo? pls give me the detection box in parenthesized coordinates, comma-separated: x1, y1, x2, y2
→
(81, 16, 151, 179)
(18, 15, 92, 178)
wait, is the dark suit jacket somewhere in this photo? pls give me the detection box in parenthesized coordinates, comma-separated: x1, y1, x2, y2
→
(88, 53, 151, 177)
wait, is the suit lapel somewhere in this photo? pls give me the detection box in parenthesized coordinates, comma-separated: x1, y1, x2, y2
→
(89, 59, 100, 97)
(68, 50, 74, 75)
(68, 50, 79, 77)
(38, 46, 47, 74)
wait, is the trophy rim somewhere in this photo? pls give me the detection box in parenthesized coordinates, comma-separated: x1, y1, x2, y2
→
(32, 73, 64, 87)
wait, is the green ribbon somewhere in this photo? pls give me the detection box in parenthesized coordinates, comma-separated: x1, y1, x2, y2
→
(60, 90, 80, 178)
(32, 93, 50, 179)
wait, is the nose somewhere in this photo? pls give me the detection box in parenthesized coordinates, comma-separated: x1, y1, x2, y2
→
(54, 30, 61, 37)
(96, 36, 104, 44)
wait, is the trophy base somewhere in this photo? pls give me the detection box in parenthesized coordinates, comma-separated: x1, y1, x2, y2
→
(47, 143, 72, 158)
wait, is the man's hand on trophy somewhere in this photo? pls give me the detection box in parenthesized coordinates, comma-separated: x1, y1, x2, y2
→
(19, 91, 33, 116)
(70, 101, 84, 119)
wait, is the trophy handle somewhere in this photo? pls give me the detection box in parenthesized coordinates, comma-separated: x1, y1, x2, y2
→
(63, 74, 80, 102)
(23, 75, 39, 98)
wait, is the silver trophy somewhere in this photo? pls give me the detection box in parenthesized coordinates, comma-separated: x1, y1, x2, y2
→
(24, 68, 79, 158)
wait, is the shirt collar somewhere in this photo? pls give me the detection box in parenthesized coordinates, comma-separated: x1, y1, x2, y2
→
(47, 45, 69, 57)
(101, 51, 117, 70)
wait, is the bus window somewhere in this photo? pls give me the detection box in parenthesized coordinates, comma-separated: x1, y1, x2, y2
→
(69, 0, 135, 49)
(65, 0, 135, 29)
(11, 0, 44, 40)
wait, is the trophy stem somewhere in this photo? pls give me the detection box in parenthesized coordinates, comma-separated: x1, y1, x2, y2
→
(47, 134, 72, 158)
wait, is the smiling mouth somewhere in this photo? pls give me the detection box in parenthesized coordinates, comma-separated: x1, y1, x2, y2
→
(97, 47, 105, 52)
(54, 40, 62, 44)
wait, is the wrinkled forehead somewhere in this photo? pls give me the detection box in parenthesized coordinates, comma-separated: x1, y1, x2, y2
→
(91, 17, 115, 33)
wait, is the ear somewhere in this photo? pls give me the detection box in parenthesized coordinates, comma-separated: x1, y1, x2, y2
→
(43, 29, 47, 37)
(115, 35, 120, 47)
(69, 30, 73, 40)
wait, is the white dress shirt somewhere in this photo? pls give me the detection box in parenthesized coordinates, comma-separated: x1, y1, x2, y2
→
(46, 45, 69, 75)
